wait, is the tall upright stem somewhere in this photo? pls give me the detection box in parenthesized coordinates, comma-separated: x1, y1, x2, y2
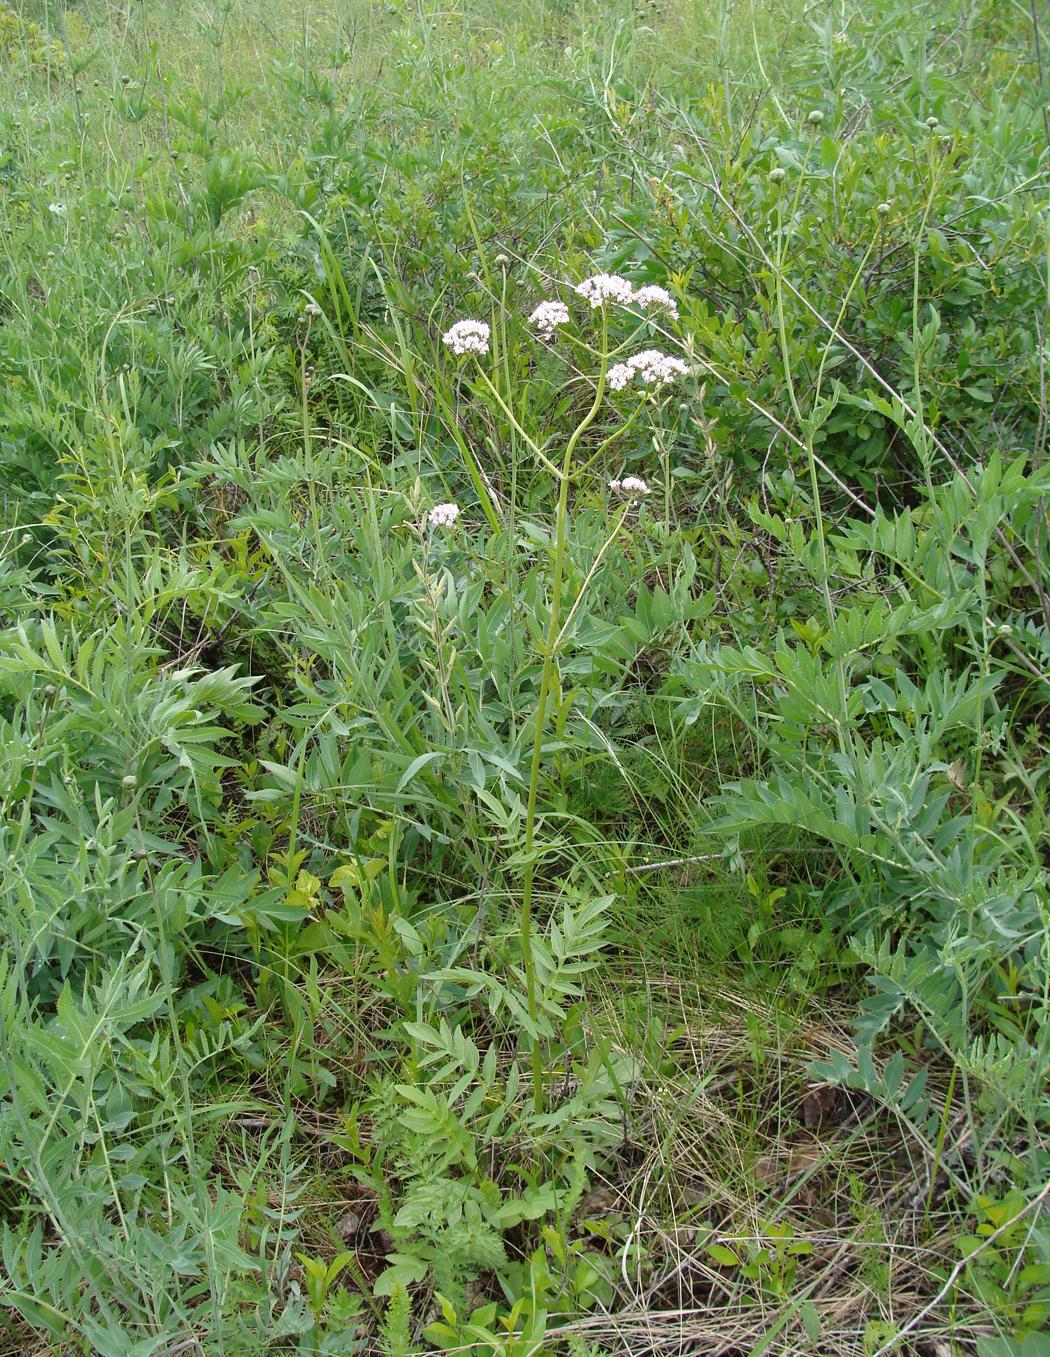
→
(519, 311, 608, 1113)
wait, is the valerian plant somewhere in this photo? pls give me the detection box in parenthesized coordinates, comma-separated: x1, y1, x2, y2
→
(2, 1, 1049, 1352)
(433, 271, 690, 1110)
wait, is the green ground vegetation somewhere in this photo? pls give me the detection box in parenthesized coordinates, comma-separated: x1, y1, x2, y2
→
(1, 0, 1049, 1353)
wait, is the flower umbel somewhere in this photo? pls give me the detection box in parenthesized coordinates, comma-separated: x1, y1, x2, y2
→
(632, 284, 679, 319)
(442, 319, 490, 357)
(626, 349, 688, 385)
(529, 300, 571, 339)
(606, 350, 689, 392)
(574, 273, 635, 308)
(428, 503, 461, 529)
(610, 476, 650, 499)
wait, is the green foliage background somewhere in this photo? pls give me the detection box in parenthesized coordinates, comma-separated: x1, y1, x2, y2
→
(0, 0, 1048, 1353)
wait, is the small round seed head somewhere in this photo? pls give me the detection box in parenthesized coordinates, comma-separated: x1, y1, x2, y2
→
(876, 201, 891, 216)
(806, 109, 824, 126)
(769, 167, 786, 183)
(926, 115, 939, 129)
(122, 774, 138, 789)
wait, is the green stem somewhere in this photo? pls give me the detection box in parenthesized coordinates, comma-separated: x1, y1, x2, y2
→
(431, 376, 503, 530)
(10, 688, 53, 861)
(519, 310, 609, 1114)
(771, 158, 854, 765)
(554, 505, 630, 652)
(301, 314, 320, 542)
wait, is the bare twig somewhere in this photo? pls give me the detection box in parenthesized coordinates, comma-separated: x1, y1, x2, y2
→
(869, 1177, 1050, 1357)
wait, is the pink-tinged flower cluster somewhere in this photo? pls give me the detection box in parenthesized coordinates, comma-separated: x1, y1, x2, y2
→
(630, 349, 689, 384)
(632, 284, 679, 319)
(428, 502, 461, 528)
(574, 273, 636, 308)
(442, 319, 490, 357)
(607, 349, 688, 391)
(528, 300, 571, 339)
(610, 476, 650, 499)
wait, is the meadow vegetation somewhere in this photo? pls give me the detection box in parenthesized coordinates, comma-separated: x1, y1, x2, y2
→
(1, 0, 1049, 1352)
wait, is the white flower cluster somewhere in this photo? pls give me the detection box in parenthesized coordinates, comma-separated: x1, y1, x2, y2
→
(428, 502, 461, 529)
(528, 300, 571, 339)
(610, 476, 650, 499)
(630, 349, 689, 384)
(632, 284, 678, 318)
(574, 273, 636, 308)
(607, 349, 688, 392)
(442, 319, 490, 357)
